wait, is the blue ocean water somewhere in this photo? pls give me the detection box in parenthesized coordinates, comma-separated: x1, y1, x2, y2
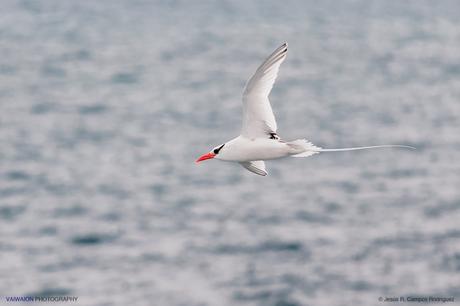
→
(1, 1, 459, 305)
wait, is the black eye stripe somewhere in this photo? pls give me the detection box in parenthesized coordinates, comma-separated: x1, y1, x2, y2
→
(213, 144, 225, 154)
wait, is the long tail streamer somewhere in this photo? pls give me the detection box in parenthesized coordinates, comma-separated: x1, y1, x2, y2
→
(318, 145, 416, 152)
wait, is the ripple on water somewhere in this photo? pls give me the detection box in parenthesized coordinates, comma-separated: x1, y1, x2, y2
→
(150, 183, 168, 198)
(233, 289, 300, 306)
(215, 240, 306, 255)
(259, 241, 304, 253)
(78, 104, 108, 115)
(31, 102, 58, 114)
(5, 170, 30, 181)
(39, 226, 57, 236)
(54, 205, 87, 218)
(111, 72, 139, 84)
(295, 210, 333, 224)
(40, 64, 66, 78)
(348, 280, 373, 291)
(424, 200, 460, 218)
(0, 205, 26, 220)
(440, 252, 460, 272)
(0, 187, 29, 198)
(71, 233, 117, 246)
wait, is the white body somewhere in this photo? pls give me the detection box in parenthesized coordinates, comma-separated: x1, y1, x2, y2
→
(215, 137, 303, 162)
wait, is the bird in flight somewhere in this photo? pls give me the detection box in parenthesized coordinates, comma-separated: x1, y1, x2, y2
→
(196, 42, 414, 176)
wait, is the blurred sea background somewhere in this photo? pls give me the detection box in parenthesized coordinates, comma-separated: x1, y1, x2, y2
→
(1, 0, 459, 305)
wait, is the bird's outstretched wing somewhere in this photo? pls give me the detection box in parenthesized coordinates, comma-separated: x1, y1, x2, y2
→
(239, 161, 267, 176)
(241, 43, 288, 139)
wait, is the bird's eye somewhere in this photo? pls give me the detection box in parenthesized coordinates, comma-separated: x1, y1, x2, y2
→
(213, 144, 225, 155)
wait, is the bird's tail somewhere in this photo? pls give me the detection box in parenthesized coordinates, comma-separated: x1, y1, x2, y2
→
(287, 139, 322, 157)
(288, 139, 415, 157)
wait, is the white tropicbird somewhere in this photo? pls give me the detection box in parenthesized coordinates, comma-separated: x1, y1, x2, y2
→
(196, 42, 414, 176)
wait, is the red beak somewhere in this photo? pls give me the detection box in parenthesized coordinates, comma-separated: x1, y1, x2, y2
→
(196, 152, 215, 163)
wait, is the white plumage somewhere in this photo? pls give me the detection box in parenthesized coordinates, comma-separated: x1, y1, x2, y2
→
(196, 43, 414, 176)
(241, 43, 287, 139)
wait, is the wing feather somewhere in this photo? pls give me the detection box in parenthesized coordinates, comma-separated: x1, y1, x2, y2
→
(241, 43, 288, 139)
(239, 161, 267, 176)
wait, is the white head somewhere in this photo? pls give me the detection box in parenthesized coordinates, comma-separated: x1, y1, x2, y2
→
(196, 143, 226, 163)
